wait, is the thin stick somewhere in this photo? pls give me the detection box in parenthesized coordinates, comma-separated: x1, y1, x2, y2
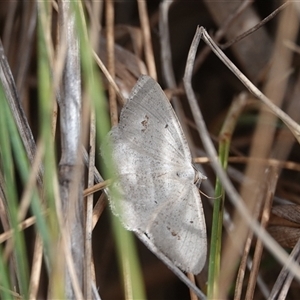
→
(136, 231, 207, 300)
(187, 272, 198, 300)
(57, 2, 85, 297)
(18, 141, 45, 223)
(28, 235, 43, 300)
(53, 174, 84, 300)
(195, 155, 300, 172)
(197, 27, 300, 143)
(84, 110, 96, 299)
(84, 3, 102, 297)
(159, 0, 175, 87)
(83, 179, 111, 197)
(0, 216, 38, 244)
(105, 0, 118, 126)
(194, 0, 253, 72)
(183, 26, 300, 293)
(220, 2, 289, 49)
(245, 173, 275, 299)
(234, 233, 254, 300)
(208, 93, 248, 298)
(92, 193, 107, 229)
(137, 0, 157, 79)
(0, 39, 43, 184)
(93, 50, 126, 105)
(158, 0, 197, 163)
(269, 238, 300, 300)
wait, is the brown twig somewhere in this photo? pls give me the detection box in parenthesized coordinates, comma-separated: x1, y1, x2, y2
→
(183, 26, 300, 299)
(137, 0, 157, 79)
(106, 0, 118, 126)
(220, 2, 289, 50)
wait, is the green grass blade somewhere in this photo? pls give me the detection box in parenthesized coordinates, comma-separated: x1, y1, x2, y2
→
(71, 2, 146, 299)
(207, 95, 248, 299)
(0, 84, 29, 298)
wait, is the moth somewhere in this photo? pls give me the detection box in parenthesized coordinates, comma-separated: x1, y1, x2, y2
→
(102, 75, 207, 275)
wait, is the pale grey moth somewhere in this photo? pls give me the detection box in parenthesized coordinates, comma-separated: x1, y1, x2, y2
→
(102, 75, 207, 274)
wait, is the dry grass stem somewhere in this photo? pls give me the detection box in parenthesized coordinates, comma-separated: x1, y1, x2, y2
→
(1, 2, 300, 299)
